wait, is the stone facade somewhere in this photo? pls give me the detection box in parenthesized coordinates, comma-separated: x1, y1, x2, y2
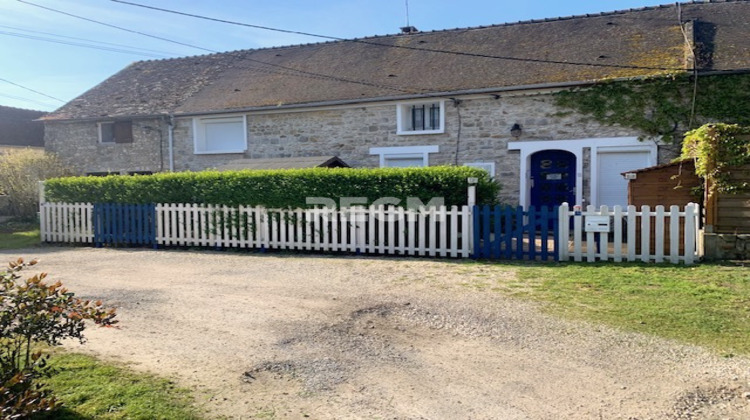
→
(45, 118, 166, 175)
(46, 92, 676, 205)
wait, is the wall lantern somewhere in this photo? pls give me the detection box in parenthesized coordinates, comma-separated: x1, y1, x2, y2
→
(510, 123, 522, 138)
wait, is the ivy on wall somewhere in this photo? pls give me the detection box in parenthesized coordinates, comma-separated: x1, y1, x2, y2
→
(681, 123, 750, 194)
(553, 73, 750, 142)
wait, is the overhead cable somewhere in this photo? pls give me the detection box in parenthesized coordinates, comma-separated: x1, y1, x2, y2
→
(16, 0, 431, 98)
(0, 30, 168, 57)
(17, 0, 216, 53)
(0, 77, 65, 102)
(0, 23, 178, 56)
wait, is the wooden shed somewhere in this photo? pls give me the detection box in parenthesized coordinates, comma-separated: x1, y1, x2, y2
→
(624, 159, 702, 208)
(623, 160, 702, 255)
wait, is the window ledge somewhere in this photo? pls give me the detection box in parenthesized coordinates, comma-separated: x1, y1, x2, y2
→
(396, 129, 444, 136)
(194, 149, 246, 155)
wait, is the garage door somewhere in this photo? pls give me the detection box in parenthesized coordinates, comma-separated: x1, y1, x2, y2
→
(597, 151, 652, 207)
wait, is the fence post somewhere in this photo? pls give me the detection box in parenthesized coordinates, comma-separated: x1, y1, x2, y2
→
(684, 203, 697, 265)
(558, 204, 569, 261)
(467, 177, 477, 257)
(38, 181, 46, 243)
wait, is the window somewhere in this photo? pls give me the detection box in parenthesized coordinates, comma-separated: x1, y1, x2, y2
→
(99, 121, 133, 144)
(370, 145, 439, 168)
(464, 162, 496, 177)
(397, 101, 445, 135)
(193, 115, 247, 154)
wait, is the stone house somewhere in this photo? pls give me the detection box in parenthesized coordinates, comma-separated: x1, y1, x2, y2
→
(42, 1, 750, 208)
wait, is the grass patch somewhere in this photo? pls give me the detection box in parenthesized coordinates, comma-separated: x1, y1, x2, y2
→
(36, 352, 202, 420)
(0, 219, 39, 249)
(504, 262, 750, 355)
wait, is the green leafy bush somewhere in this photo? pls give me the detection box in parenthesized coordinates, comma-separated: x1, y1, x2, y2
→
(0, 149, 72, 219)
(44, 166, 500, 208)
(681, 123, 750, 194)
(0, 258, 117, 418)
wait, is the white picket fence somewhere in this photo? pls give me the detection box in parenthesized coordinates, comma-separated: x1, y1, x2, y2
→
(40, 202, 472, 258)
(39, 201, 702, 264)
(156, 203, 471, 257)
(39, 202, 94, 243)
(558, 203, 700, 264)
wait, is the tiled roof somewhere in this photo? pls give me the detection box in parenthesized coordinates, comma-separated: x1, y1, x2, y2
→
(0, 105, 46, 146)
(44, 1, 750, 121)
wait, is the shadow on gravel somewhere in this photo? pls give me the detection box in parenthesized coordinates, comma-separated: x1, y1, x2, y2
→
(244, 302, 414, 392)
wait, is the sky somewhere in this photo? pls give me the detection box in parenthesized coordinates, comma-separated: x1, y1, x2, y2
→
(1, 0, 677, 112)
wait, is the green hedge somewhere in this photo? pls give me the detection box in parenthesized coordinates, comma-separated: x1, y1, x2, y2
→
(44, 166, 500, 208)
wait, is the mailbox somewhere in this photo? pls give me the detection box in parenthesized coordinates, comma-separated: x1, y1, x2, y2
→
(585, 215, 610, 232)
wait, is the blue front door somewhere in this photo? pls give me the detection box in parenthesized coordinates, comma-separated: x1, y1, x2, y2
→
(530, 150, 576, 208)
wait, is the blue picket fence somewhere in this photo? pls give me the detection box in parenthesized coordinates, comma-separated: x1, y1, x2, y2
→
(93, 203, 157, 247)
(472, 205, 558, 261)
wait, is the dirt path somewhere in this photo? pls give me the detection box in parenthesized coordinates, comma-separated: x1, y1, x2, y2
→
(3, 248, 749, 419)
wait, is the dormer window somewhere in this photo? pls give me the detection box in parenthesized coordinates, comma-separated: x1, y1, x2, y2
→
(397, 100, 445, 135)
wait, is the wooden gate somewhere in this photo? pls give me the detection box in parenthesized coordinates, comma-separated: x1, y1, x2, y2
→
(93, 203, 157, 247)
(472, 205, 558, 261)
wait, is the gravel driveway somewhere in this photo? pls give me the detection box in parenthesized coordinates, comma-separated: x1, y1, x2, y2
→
(3, 247, 749, 419)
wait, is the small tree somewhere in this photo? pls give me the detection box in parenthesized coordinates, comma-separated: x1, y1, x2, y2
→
(0, 258, 117, 418)
(0, 149, 72, 220)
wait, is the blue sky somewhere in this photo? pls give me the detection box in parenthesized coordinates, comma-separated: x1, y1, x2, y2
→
(1, 0, 675, 112)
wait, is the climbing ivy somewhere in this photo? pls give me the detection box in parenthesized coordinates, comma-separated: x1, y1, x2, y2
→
(554, 73, 750, 142)
(681, 123, 750, 194)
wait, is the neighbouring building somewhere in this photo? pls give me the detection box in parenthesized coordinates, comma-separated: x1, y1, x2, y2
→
(0, 105, 46, 152)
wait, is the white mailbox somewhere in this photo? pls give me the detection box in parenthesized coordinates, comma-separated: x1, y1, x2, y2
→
(585, 215, 610, 232)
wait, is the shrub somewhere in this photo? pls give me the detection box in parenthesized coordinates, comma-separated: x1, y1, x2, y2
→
(681, 123, 750, 194)
(0, 149, 72, 219)
(0, 258, 117, 418)
(45, 166, 500, 208)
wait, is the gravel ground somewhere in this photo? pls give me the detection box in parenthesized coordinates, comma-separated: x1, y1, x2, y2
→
(3, 247, 750, 419)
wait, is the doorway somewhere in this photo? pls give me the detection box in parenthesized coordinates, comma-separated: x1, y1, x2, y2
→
(530, 150, 576, 208)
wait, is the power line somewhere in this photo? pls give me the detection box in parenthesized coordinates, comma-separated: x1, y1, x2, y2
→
(17, 0, 215, 53)
(0, 77, 65, 102)
(0, 30, 168, 58)
(0, 92, 56, 108)
(0, 24, 179, 56)
(16, 0, 431, 98)
(111, 0, 686, 72)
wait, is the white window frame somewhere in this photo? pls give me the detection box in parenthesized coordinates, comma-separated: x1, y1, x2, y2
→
(193, 114, 248, 155)
(464, 162, 496, 177)
(369, 145, 439, 168)
(396, 100, 445, 135)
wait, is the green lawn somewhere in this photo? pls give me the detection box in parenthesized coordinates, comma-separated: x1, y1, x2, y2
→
(498, 262, 750, 355)
(37, 352, 203, 420)
(0, 220, 40, 249)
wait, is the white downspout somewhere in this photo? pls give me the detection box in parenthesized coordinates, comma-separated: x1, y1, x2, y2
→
(168, 115, 174, 172)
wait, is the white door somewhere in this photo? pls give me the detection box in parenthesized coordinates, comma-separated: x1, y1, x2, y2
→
(597, 151, 652, 207)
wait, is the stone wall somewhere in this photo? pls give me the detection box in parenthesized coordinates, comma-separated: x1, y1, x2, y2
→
(46, 92, 668, 205)
(45, 118, 165, 174)
(702, 233, 750, 261)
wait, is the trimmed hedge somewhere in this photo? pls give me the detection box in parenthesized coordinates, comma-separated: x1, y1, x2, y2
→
(44, 166, 500, 208)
